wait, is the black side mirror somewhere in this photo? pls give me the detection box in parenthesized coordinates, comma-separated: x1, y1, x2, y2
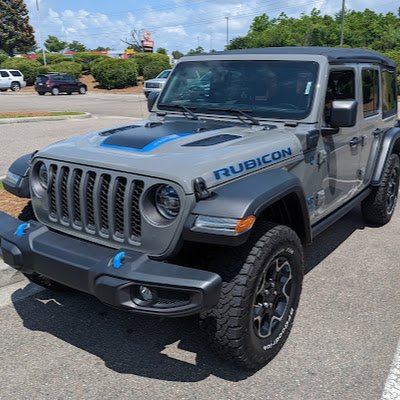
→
(330, 100, 358, 128)
(147, 92, 159, 112)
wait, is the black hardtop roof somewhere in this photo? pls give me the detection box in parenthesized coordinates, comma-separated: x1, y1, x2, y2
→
(209, 47, 396, 68)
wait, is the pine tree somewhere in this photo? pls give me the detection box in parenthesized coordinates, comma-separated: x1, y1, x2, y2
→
(0, 0, 36, 56)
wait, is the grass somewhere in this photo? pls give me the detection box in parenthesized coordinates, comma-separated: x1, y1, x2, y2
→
(0, 180, 3, 190)
(0, 111, 85, 119)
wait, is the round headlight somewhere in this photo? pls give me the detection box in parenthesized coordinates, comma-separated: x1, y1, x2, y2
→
(155, 185, 180, 219)
(37, 162, 48, 190)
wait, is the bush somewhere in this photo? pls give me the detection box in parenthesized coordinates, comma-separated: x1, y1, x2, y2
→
(132, 53, 170, 75)
(73, 52, 109, 72)
(0, 53, 8, 66)
(37, 53, 72, 65)
(92, 59, 138, 89)
(47, 61, 82, 78)
(1, 58, 43, 85)
(143, 60, 170, 80)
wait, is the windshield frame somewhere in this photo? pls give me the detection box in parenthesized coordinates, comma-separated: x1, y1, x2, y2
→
(155, 54, 327, 124)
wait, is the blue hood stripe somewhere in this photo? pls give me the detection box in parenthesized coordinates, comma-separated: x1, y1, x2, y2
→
(100, 133, 193, 153)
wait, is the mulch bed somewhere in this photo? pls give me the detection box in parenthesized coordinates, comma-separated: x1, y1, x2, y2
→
(0, 187, 29, 218)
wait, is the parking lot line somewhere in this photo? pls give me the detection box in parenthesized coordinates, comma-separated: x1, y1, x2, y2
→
(381, 339, 400, 399)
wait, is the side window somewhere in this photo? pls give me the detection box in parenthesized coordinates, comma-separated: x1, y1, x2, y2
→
(362, 69, 380, 118)
(0, 71, 10, 77)
(324, 70, 355, 124)
(10, 71, 22, 77)
(382, 69, 397, 118)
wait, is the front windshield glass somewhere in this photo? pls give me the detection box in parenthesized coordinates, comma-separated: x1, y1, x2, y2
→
(158, 60, 319, 120)
(157, 70, 171, 79)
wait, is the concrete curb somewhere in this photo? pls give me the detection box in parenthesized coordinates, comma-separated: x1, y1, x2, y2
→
(0, 112, 91, 124)
(0, 258, 25, 288)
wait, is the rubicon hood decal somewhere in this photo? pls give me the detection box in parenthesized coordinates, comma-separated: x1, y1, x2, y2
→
(100, 119, 235, 152)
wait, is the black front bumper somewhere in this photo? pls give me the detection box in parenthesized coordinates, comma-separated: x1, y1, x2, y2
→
(0, 212, 221, 317)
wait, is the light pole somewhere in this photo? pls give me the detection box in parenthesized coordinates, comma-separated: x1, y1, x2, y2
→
(225, 16, 230, 46)
(35, 0, 47, 65)
(340, 0, 345, 46)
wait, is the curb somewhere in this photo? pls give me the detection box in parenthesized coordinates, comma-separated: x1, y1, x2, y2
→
(0, 112, 92, 124)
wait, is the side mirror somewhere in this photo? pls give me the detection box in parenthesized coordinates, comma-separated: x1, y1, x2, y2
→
(330, 100, 358, 128)
(147, 92, 159, 112)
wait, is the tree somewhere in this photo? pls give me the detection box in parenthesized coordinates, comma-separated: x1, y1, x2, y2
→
(0, 0, 36, 56)
(156, 47, 167, 55)
(68, 40, 87, 52)
(121, 30, 143, 52)
(44, 35, 68, 53)
(187, 46, 205, 55)
(92, 46, 110, 51)
(172, 50, 184, 59)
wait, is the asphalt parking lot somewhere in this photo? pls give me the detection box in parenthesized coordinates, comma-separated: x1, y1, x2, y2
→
(0, 93, 399, 399)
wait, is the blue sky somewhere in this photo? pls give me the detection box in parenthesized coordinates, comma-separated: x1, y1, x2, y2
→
(25, 0, 399, 53)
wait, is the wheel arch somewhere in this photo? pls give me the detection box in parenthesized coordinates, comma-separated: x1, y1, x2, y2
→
(186, 169, 312, 245)
(372, 126, 400, 185)
(2, 153, 33, 198)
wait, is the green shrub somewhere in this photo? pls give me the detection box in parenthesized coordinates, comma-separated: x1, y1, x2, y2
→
(1, 58, 43, 85)
(73, 52, 109, 72)
(143, 60, 171, 80)
(132, 53, 170, 75)
(0, 53, 8, 66)
(47, 61, 82, 78)
(37, 53, 72, 65)
(92, 59, 138, 89)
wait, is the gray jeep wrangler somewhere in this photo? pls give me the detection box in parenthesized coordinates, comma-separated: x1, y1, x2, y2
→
(1, 47, 399, 370)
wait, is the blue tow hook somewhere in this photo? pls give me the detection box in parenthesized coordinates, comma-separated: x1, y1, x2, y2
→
(113, 251, 126, 269)
(15, 223, 30, 237)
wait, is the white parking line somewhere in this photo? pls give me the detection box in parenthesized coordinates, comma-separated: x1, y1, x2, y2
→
(382, 339, 400, 399)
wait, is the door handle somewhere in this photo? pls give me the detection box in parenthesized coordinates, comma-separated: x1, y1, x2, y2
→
(349, 137, 362, 147)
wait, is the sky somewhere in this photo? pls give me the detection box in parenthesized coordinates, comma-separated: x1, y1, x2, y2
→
(25, 0, 399, 54)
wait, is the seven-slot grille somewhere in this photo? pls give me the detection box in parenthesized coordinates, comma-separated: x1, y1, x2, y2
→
(47, 164, 144, 243)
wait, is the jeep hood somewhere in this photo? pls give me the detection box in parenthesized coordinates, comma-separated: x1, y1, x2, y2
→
(35, 118, 302, 194)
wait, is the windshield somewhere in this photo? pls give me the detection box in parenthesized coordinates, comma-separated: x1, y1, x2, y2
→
(158, 60, 319, 120)
(157, 70, 171, 79)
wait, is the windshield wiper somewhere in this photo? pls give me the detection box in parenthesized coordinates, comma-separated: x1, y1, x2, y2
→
(161, 104, 199, 120)
(207, 108, 260, 125)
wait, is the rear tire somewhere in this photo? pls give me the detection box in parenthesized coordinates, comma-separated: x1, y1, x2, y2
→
(51, 87, 59, 96)
(362, 153, 400, 226)
(10, 82, 21, 91)
(38, 92, 45, 96)
(79, 86, 86, 95)
(200, 223, 304, 370)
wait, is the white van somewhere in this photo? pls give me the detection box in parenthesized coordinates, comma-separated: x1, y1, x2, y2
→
(0, 69, 27, 91)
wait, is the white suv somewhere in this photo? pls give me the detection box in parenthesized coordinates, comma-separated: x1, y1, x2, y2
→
(0, 69, 27, 91)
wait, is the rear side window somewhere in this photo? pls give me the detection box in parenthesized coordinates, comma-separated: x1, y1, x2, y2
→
(382, 69, 397, 118)
(0, 71, 10, 77)
(10, 71, 22, 77)
(362, 69, 380, 118)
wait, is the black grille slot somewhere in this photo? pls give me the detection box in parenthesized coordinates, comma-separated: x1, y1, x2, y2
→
(43, 163, 146, 244)
(86, 171, 96, 229)
(131, 180, 144, 239)
(114, 177, 127, 237)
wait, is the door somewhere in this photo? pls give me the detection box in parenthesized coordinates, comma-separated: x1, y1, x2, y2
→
(0, 70, 11, 89)
(318, 67, 362, 216)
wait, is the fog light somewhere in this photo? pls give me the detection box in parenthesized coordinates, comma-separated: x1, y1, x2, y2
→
(139, 286, 153, 301)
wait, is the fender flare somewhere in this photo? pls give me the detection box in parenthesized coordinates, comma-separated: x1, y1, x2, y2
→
(372, 127, 400, 185)
(185, 169, 311, 244)
(2, 153, 33, 198)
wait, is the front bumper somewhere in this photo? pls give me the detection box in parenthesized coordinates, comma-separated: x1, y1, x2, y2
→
(0, 212, 221, 317)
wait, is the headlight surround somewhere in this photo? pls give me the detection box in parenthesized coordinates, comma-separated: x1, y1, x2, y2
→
(37, 162, 49, 190)
(31, 161, 48, 197)
(154, 185, 180, 220)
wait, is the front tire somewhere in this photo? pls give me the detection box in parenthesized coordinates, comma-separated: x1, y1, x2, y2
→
(200, 223, 304, 370)
(362, 153, 400, 226)
(79, 86, 86, 94)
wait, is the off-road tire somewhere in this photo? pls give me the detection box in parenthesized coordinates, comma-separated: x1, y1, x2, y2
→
(200, 223, 304, 370)
(362, 153, 400, 226)
(17, 202, 72, 292)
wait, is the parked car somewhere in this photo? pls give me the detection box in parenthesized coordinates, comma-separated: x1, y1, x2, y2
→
(143, 69, 171, 98)
(0, 69, 27, 91)
(35, 73, 87, 95)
